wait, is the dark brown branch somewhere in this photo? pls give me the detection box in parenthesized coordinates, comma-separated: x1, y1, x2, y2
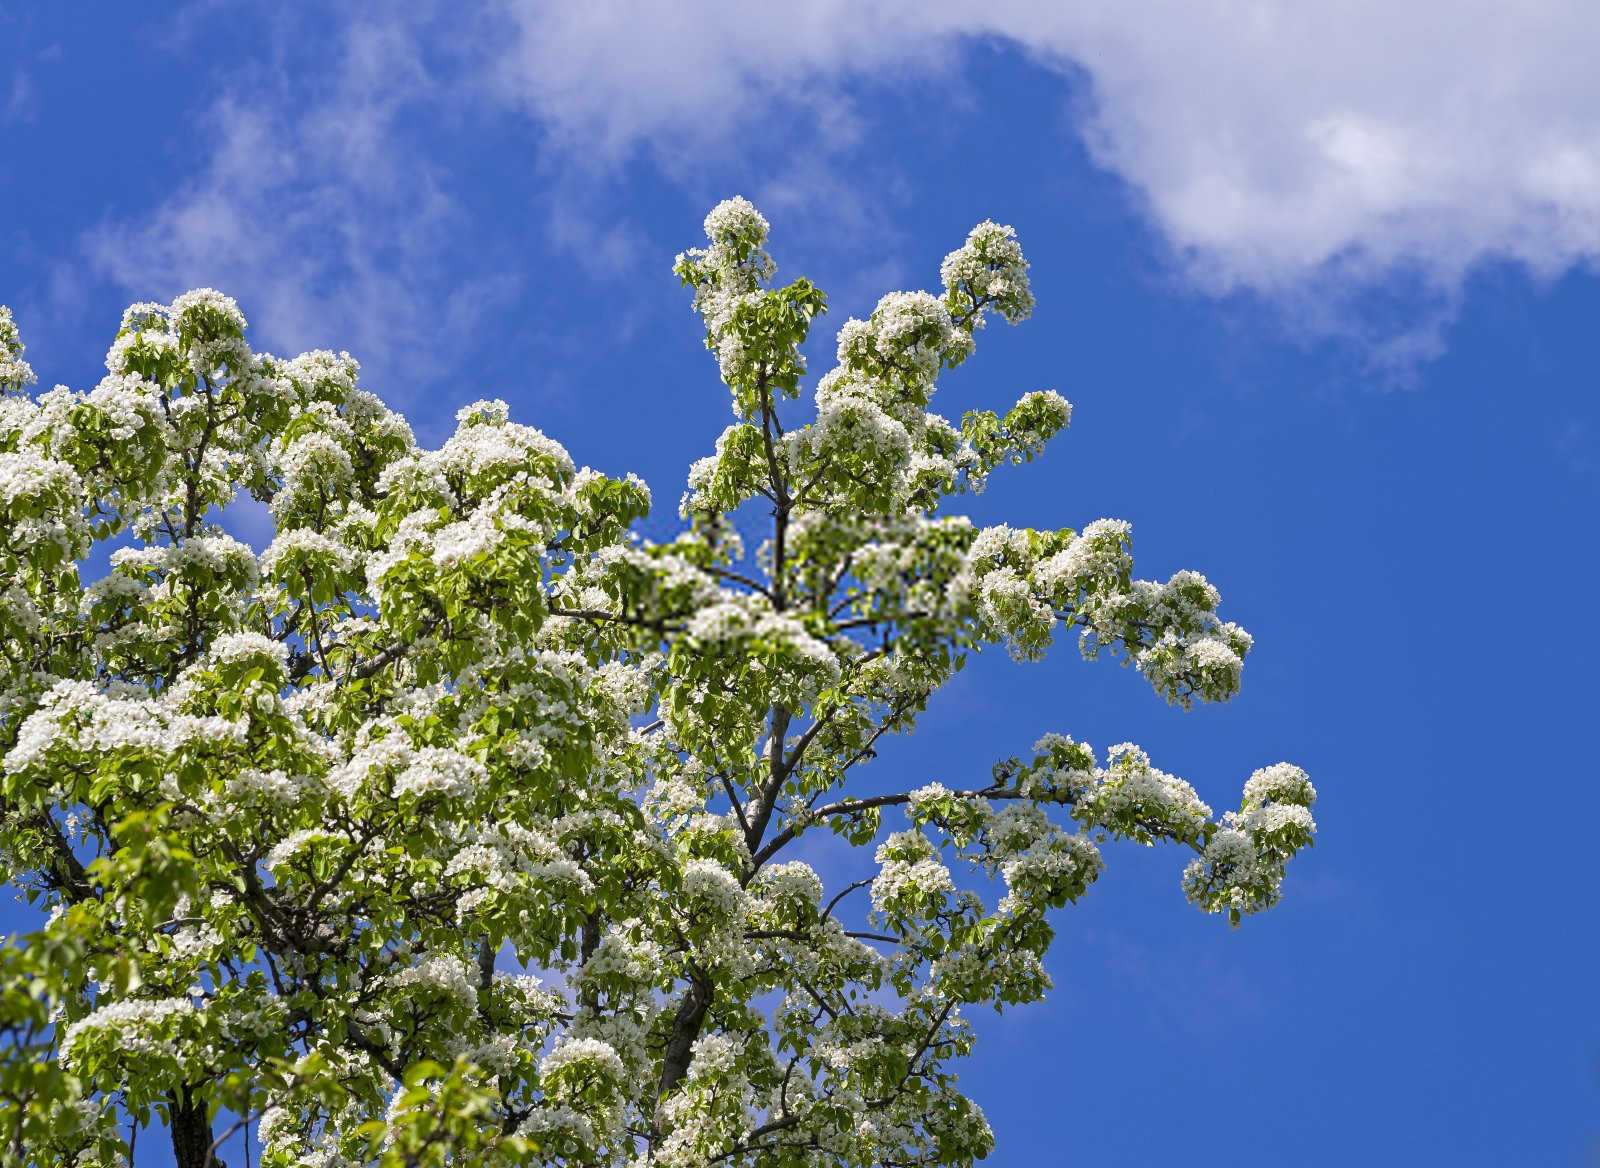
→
(548, 607, 682, 635)
(700, 563, 773, 598)
(753, 782, 1028, 869)
(742, 705, 791, 855)
(655, 974, 713, 1107)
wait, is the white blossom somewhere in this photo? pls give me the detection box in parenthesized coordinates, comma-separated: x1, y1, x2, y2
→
(59, 998, 193, 1067)
(392, 746, 487, 801)
(0, 305, 36, 391)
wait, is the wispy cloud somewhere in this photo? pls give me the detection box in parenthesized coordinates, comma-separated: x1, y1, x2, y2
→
(1555, 418, 1597, 476)
(2, 69, 35, 125)
(1080, 926, 1268, 1035)
(79, 12, 518, 397)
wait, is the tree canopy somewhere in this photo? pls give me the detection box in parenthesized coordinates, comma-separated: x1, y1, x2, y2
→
(0, 199, 1315, 1168)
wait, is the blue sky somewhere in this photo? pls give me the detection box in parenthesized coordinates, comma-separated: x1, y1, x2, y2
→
(4, 3, 1599, 1165)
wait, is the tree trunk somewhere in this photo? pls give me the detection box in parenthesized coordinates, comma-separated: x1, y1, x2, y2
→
(170, 1088, 220, 1168)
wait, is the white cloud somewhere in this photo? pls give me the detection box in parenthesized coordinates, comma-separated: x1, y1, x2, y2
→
(486, 0, 1600, 362)
(83, 2, 1600, 378)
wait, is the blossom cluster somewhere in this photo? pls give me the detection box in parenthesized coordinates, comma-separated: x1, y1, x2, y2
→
(0, 305, 36, 392)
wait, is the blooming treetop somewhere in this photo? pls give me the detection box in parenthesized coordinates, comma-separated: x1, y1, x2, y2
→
(0, 201, 1315, 1168)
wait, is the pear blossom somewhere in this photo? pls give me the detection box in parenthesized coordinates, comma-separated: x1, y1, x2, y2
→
(0, 206, 1313, 1168)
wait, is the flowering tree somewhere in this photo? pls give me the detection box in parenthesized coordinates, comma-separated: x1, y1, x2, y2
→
(0, 200, 1316, 1168)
